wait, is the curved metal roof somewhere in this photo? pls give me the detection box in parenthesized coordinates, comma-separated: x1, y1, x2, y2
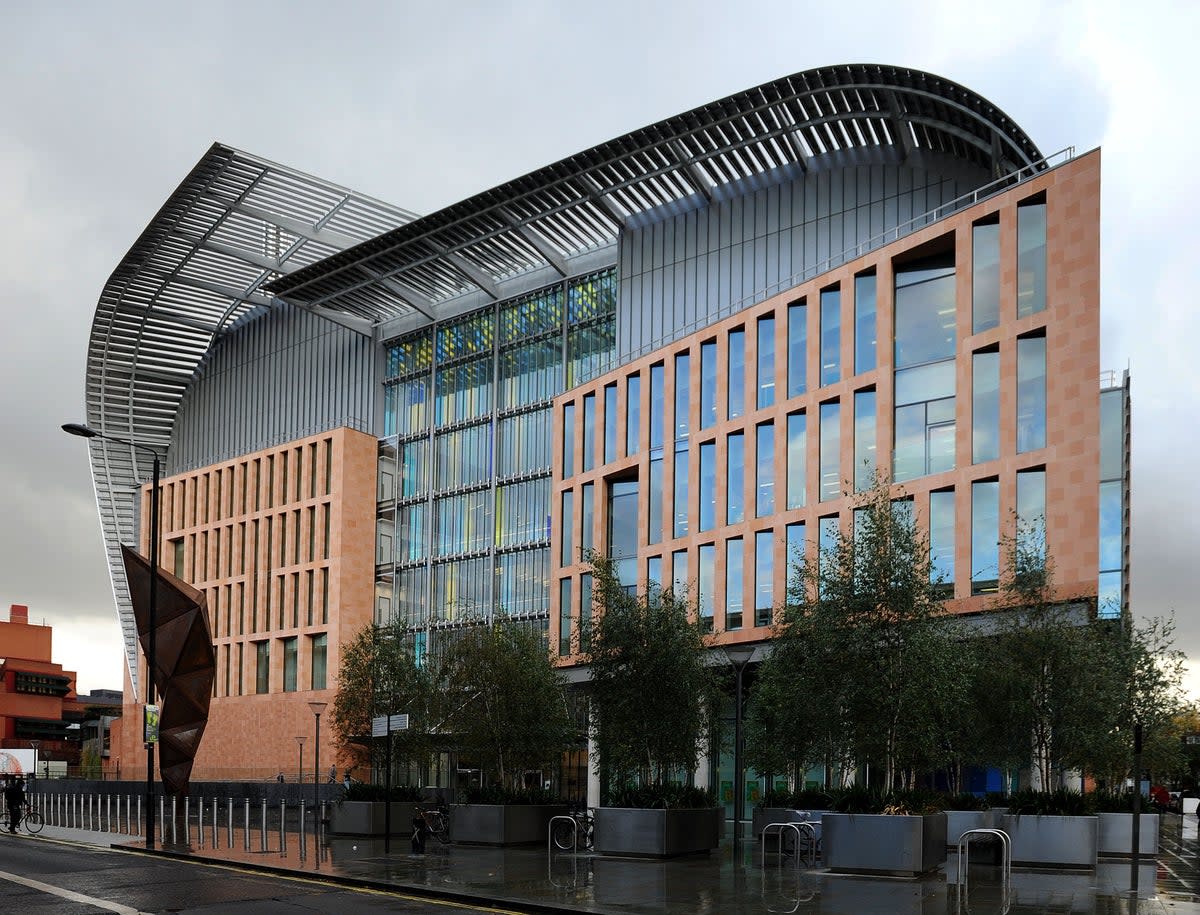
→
(269, 63, 1043, 323)
(83, 144, 416, 688)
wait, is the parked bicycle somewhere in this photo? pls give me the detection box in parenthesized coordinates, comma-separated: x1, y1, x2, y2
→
(552, 805, 594, 850)
(4, 806, 42, 835)
(417, 803, 450, 845)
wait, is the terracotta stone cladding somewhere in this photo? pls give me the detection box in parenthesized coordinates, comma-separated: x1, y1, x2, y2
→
(111, 427, 376, 781)
(550, 150, 1103, 662)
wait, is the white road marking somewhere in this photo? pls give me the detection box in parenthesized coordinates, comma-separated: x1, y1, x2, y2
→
(0, 868, 149, 914)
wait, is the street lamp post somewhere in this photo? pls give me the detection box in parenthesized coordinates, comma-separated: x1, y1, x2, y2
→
(294, 736, 307, 786)
(63, 422, 162, 849)
(724, 645, 756, 847)
(308, 701, 327, 811)
(29, 740, 40, 782)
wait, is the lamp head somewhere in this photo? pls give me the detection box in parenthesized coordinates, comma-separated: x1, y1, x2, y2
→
(62, 423, 98, 438)
(308, 700, 328, 716)
(724, 644, 756, 669)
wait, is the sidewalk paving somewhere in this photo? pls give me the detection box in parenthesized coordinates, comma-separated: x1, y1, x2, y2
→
(19, 812, 1200, 913)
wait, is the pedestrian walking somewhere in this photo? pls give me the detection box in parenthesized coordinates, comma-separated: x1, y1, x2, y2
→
(4, 777, 26, 833)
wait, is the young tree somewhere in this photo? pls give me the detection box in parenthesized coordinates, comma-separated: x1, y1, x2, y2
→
(437, 619, 575, 793)
(586, 555, 722, 795)
(331, 623, 437, 782)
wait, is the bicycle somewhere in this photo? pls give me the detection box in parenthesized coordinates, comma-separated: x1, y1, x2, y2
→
(417, 804, 450, 845)
(5, 808, 42, 835)
(551, 805, 594, 850)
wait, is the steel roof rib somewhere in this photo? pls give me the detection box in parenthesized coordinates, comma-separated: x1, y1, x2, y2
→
(84, 144, 416, 688)
(268, 64, 1043, 322)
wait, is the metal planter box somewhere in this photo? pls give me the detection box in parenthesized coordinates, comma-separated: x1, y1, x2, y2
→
(945, 809, 1000, 846)
(1097, 812, 1159, 857)
(999, 814, 1098, 867)
(329, 800, 419, 836)
(823, 812, 947, 876)
(594, 807, 722, 857)
(450, 803, 568, 845)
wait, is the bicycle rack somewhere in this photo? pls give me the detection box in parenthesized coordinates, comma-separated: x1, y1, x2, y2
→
(761, 821, 819, 869)
(956, 827, 1011, 914)
(548, 814, 579, 853)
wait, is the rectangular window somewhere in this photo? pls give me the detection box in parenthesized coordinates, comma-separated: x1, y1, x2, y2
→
(604, 384, 618, 464)
(972, 220, 1000, 333)
(562, 403, 575, 478)
(894, 256, 956, 367)
(1099, 477, 1122, 620)
(853, 390, 876, 492)
(786, 521, 805, 574)
(1017, 335, 1047, 453)
(787, 301, 807, 398)
(756, 422, 774, 517)
(728, 328, 746, 419)
(699, 441, 716, 532)
(1017, 468, 1047, 561)
(818, 515, 839, 594)
(580, 482, 594, 552)
(727, 432, 745, 524)
(282, 637, 297, 692)
(172, 539, 185, 577)
(236, 643, 243, 696)
(1017, 199, 1047, 317)
(673, 449, 689, 538)
(558, 578, 572, 656)
(310, 634, 327, 690)
(972, 350, 1000, 464)
(255, 641, 270, 694)
(755, 530, 773, 627)
(820, 286, 841, 386)
(648, 456, 663, 544)
(725, 538, 743, 630)
(698, 543, 714, 634)
(560, 490, 574, 566)
(650, 363, 665, 449)
(971, 480, 1000, 595)
(672, 549, 688, 597)
(700, 340, 717, 429)
(757, 315, 775, 408)
(819, 401, 840, 502)
(608, 480, 639, 589)
(579, 572, 593, 653)
(929, 489, 955, 597)
(674, 352, 690, 441)
(626, 374, 640, 455)
(646, 555, 662, 593)
(786, 413, 806, 510)
(854, 274, 877, 375)
(582, 393, 596, 471)
(893, 361, 956, 483)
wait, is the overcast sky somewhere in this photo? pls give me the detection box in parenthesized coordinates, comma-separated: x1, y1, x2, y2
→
(1, 0, 1196, 696)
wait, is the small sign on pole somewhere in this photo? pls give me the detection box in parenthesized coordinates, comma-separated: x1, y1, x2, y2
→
(372, 713, 410, 737)
(144, 704, 160, 744)
(389, 714, 410, 731)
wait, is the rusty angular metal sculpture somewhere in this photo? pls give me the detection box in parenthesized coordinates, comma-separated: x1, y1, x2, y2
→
(121, 545, 214, 797)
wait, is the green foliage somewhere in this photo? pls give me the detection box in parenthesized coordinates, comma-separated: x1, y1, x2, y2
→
(827, 786, 947, 815)
(945, 792, 989, 812)
(746, 477, 963, 790)
(1006, 788, 1095, 817)
(342, 782, 423, 802)
(80, 744, 102, 780)
(461, 785, 564, 806)
(606, 783, 716, 810)
(437, 618, 575, 792)
(1090, 790, 1143, 813)
(585, 554, 722, 793)
(757, 788, 835, 810)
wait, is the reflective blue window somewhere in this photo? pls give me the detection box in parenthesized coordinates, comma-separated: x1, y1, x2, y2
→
(699, 441, 716, 532)
(818, 515, 839, 595)
(1017, 336, 1046, 453)
(608, 480, 639, 589)
(755, 530, 774, 627)
(756, 422, 775, 517)
(1017, 200, 1047, 317)
(582, 393, 596, 471)
(646, 555, 662, 593)
(701, 341, 717, 429)
(648, 456, 663, 545)
(1098, 570, 1122, 620)
(821, 287, 841, 386)
(626, 374, 640, 456)
(854, 274, 877, 375)
(894, 257, 956, 368)
(561, 403, 576, 477)
(786, 412, 806, 510)
(560, 490, 573, 566)
(579, 572, 592, 651)
(728, 328, 745, 419)
(787, 301, 807, 398)
(1017, 469, 1046, 563)
(558, 577, 571, 656)
(726, 538, 744, 630)
(650, 363, 665, 449)
(973, 220, 1000, 333)
(673, 449, 689, 538)
(580, 482, 594, 552)
(971, 480, 1000, 595)
(672, 549, 688, 597)
(604, 384, 618, 464)
(1099, 480, 1122, 571)
(1100, 389, 1124, 481)
(819, 401, 840, 502)
(929, 489, 955, 596)
(786, 521, 806, 572)
(698, 544, 714, 633)
(972, 351, 1000, 464)
(853, 390, 876, 492)
(757, 315, 775, 408)
(893, 362, 955, 483)
(727, 432, 745, 525)
(675, 352, 690, 441)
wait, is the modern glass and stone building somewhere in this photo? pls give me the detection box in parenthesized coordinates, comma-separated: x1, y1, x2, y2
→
(79, 65, 1128, 788)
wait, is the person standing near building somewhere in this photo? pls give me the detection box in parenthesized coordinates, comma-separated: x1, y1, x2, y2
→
(4, 777, 26, 833)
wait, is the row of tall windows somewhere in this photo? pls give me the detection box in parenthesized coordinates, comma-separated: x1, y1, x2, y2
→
(1097, 386, 1125, 618)
(972, 197, 1047, 332)
(237, 632, 327, 697)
